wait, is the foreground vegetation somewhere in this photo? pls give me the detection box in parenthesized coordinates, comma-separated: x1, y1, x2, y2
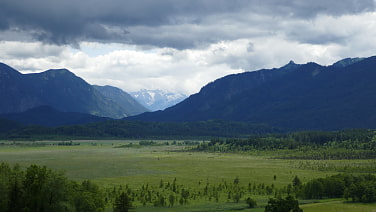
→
(0, 163, 105, 212)
(1, 128, 376, 211)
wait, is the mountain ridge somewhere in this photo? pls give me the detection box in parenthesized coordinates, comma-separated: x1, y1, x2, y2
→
(0, 64, 148, 119)
(127, 56, 376, 130)
(93, 85, 149, 115)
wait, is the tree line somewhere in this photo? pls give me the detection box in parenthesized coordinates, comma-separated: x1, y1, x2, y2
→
(0, 119, 282, 140)
(194, 129, 376, 159)
(292, 173, 376, 203)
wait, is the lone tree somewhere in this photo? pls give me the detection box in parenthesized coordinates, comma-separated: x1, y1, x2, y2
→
(292, 176, 302, 192)
(113, 192, 133, 212)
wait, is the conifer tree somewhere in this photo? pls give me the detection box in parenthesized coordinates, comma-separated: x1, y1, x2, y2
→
(113, 192, 133, 212)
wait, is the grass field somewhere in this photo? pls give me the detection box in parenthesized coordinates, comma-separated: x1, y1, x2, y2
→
(1, 140, 376, 211)
(301, 201, 376, 212)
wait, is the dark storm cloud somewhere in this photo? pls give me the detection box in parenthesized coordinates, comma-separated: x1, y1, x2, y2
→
(0, 0, 374, 48)
(256, 0, 375, 17)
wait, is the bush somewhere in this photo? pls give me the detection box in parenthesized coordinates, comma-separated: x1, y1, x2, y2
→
(265, 196, 302, 212)
(246, 197, 257, 208)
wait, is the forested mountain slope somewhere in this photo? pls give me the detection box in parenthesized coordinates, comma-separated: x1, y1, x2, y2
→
(0, 63, 147, 119)
(128, 56, 376, 130)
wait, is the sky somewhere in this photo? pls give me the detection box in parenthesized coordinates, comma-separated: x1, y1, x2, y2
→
(1, 0, 376, 95)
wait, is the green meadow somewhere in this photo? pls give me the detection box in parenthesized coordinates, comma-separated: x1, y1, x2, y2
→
(1, 140, 376, 211)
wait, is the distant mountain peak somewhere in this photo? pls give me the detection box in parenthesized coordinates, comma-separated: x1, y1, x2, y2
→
(279, 60, 302, 72)
(332, 57, 365, 68)
(41, 68, 77, 78)
(0, 62, 22, 76)
(49, 68, 71, 73)
(130, 89, 187, 111)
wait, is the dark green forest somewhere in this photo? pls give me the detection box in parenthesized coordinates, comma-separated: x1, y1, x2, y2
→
(2, 118, 375, 143)
(194, 129, 376, 160)
(297, 174, 376, 203)
(0, 163, 106, 212)
(0, 119, 283, 140)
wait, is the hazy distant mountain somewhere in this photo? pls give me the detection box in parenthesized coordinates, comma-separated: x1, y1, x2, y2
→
(130, 89, 187, 111)
(128, 56, 376, 130)
(93, 85, 149, 115)
(0, 63, 146, 119)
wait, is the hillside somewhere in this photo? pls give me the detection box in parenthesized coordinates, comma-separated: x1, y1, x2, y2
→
(127, 56, 376, 130)
(0, 63, 148, 119)
(93, 85, 149, 115)
(0, 106, 110, 127)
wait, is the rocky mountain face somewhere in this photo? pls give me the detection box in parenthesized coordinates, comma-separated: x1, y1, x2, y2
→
(0, 63, 148, 119)
(127, 56, 376, 130)
(130, 89, 187, 111)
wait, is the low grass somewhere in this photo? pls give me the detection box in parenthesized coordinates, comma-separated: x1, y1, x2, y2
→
(0, 140, 375, 211)
(0, 140, 338, 187)
(135, 202, 258, 212)
(301, 201, 376, 212)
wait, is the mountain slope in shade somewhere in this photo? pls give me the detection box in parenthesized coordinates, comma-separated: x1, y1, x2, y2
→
(0, 118, 23, 133)
(0, 63, 146, 119)
(0, 105, 110, 127)
(131, 89, 187, 111)
(127, 56, 376, 130)
(93, 85, 149, 115)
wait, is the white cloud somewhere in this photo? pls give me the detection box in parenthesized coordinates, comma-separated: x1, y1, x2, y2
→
(1, 7, 376, 96)
(0, 41, 244, 95)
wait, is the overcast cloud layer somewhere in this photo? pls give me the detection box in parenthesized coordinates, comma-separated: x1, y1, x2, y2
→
(1, 0, 376, 95)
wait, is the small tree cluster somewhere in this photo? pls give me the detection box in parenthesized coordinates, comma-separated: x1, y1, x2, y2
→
(0, 162, 105, 212)
(105, 177, 269, 208)
(294, 173, 376, 203)
(265, 196, 302, 212)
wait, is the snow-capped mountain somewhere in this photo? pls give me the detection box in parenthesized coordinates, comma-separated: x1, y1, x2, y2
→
(130, 89, 187, 111)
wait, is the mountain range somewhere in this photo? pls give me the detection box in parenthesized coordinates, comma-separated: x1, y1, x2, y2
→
(2, 55, 376, 131)
(128, 56, 376, 130)
(0, 63, 148, 122)
(131, 89, 187, 111)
